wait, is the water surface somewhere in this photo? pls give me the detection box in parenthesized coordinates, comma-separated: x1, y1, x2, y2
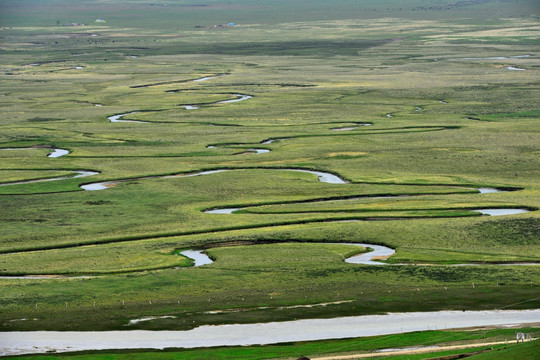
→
(179, 250, 213, 266)
(474, 208, 530, 216)
(1, 310, 537, 356)
(48, 148, 69, 158)
(80, 168, 346, 191)
(108, 112, 148, 123)
(1, 171, 98, 187)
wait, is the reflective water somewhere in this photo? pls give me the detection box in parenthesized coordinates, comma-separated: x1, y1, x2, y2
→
(2, 310, 538, 356)
(108, 112, 148, 123)
(1, 171, 98, 187)
(80, 168, 346, 191)
(179, 250, 213, 266)
(474, 208, 530, 216)
(48, 148, 69, 158)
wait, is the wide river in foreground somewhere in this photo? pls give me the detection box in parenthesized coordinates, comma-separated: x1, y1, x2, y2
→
(1, 310, 538, 356)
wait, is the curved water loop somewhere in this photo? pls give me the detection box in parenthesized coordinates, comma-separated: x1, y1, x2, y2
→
(249, 149, 270, 154)
(342, 243, 396, 265)
(0, 170, 98, 187)
(179, 250, 213, 266)
(216, 94, 252, 104)
(48, 148, 70, 158)
(473, 208, 530, 216)
(193, 76, 217, 82)
(109, 94, 252, 123)
(206, 144, 270, 155)
(331, 123, 372, 131)
(204, 186, 531, 217)
(261, 138, 282, 144)
(181, 93, 252, 110)
(179, 239, 539, 268)
(205, 208, 242, 214)
(506, 66, 525, 71)
(1, 147, 70, 158)
(178, 242, 394, 268)
(108, 112, 148, 123)
(80, 168, 346, 191)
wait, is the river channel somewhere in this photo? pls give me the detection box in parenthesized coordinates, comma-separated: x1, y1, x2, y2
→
(1, 309, 538, 356)
(80, 168, 346, 191)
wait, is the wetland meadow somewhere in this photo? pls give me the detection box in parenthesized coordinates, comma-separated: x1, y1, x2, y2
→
(0, 0, 539, 358)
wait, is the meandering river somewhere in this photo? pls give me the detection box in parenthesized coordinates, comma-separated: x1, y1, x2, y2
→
(80, 168, 346, 191)
(0, 170, 98, 187)
(1, 147, 69, 158)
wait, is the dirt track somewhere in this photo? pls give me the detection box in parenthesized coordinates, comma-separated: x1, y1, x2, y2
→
(311, 339, 532, 360)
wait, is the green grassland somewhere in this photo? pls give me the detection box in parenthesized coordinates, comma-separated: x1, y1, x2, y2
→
(0, 0, 539, 350)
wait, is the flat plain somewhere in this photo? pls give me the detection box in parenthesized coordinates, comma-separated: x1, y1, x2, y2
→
(0, 0, 539, 358)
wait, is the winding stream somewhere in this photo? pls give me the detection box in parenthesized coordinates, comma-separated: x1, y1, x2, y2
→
(474, 208, 530, 216)
(459, 55, 531, 60)
(180, 239, 538, 268)
(179, 250, 213, 266)
(1, 309, 538, 356)
(248, 148, 270, 154)
(216, 94, 252, 104)
(181, 242, 393, 267)
(1, 147, 69, 158)
(0, 170, 98, 187)
(343, 243, 396, 265)
(108, 112, 148, 123)
(110, 94, 252, 121)
(203, 185, 531, 217)
(3, 236, 537, 280)
(80, 168, 346, 191)
(331, 123, 372, 131)
(182, 93, 252, 110)
(48, 148, 70, 158)
(193, 76, 217, 82)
